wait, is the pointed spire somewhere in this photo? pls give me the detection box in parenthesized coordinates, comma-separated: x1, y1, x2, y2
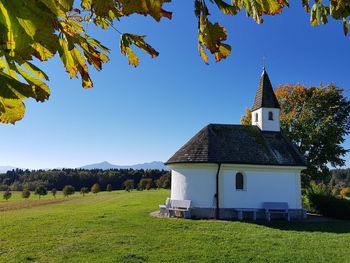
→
(251, 68, 280, 111)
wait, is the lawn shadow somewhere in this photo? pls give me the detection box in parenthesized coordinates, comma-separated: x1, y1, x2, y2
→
(250, 218, 350, 234)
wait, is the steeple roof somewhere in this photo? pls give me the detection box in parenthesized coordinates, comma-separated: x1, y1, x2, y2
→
(251, 68, 280, 111)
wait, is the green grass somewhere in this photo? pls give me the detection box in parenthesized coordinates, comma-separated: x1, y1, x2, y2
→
(1, 191, 66, 202)
(1, 190, 350, 262)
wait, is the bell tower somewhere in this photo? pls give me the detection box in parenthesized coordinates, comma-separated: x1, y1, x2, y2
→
(251, 68, 280, 132)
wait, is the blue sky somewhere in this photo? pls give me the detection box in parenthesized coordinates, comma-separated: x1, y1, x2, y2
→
(1, 1, 350, 169)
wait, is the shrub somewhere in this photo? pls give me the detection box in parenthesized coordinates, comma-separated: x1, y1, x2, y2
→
(22, 187, 31, 199)
(63, 185, 75, 197)
(3, 189, 12, 201)
(91, 183, 100, 194)
(80, 187, 89, 196)
(51, 188, 57, 198)
(138, 178, 153, 190)
(123, 179, 134, 192)
(340, 187, 350, 198)
(305, 181, 350, 219)
(35, 184, 47, 199)
(156, 174, 171, 189)
(307, 194, 350, 220)
(106, 184, 112, 192)
(305, 181, 332, 197)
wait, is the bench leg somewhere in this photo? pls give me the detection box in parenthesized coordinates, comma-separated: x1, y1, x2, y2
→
(266, 212, 271, 221)
(184, 210, 191, 219)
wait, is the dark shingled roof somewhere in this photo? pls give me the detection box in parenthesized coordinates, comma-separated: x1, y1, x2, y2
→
(165, 124, 307, 167)
(251, 68, 280, 111)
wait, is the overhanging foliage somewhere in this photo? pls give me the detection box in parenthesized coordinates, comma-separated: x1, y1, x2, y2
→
(0, 0, 349, 123)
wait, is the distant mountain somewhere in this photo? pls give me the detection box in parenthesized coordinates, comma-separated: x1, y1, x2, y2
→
(79, 161, 169, 171)
(0, 166, 20, 173)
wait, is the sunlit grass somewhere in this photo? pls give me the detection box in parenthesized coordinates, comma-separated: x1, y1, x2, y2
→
(1, 190, 350, 262)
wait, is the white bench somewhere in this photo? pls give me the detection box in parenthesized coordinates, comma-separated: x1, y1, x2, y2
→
(159, 197, 171, 216)
(235, 208, 258, 221)
(168, 199, 191, 219)
(263, 202, 290, 221)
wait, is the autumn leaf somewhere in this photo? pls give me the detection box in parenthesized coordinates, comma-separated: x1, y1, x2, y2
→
(119, 0, 172, 21)
(196, 0, 231, 63)
(120, 33, 159, 67)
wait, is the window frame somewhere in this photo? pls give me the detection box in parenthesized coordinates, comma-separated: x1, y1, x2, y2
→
(255, 113, 259, 122)
(235, 172, 245, 191)
(268, 111, 273, 120)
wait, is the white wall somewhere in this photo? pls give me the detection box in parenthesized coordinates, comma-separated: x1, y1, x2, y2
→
(170, 164, 218, 208)
(252, 107, 280, 132)
(169, 164, 303, 209)
(219, 164, 302, 209)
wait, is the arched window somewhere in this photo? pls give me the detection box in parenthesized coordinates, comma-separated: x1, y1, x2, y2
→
(255, 113, 259, 122)
(236, 172, 244, 190)
(268, 111, 273, 120)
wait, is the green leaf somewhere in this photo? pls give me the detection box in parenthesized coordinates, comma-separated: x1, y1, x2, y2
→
(211, 0, 240, 15)
(14, 63, 50, 102)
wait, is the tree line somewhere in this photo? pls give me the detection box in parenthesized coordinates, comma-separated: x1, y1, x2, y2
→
(0, 168, 170, 192)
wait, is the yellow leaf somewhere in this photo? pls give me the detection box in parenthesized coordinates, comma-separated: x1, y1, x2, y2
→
(119, 0, 172, 21)
(0, 98, 25, 124)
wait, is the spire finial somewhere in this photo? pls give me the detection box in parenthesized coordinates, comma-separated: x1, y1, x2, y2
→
(262, 56, 266, 71)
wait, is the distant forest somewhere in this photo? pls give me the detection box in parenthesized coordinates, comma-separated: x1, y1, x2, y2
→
(0, 168, 170, 191)
(3, 167, 349, 192)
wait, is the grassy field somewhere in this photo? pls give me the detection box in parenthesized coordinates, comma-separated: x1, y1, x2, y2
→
(1, 190, 350, 263)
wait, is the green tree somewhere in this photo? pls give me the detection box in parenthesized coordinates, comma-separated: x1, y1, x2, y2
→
(3, 189, 12, 201)
(80, 187, 89, 196)
(242, 84, 350, 185)
(91, 183, 100, 195)
(51, 188, 57, 198)
(123, 179, 134, 192)
(35, 185, 47, 199)
(63, 185, 75, 197)
(138, 178, 153, 190)
(22, 187, 31, 199)
(1, 1, 349, 124)
(106, 184, 113, 192)
(156, 173, 171, 189)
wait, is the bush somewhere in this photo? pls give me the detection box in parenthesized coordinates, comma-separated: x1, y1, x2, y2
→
(340, 187, 350, 198)
(138, 178, 153, 190)
(123, 179, 134, 192)
(106, 184, 112, 192)
(307, 194, 350, 220)
(155, 174, 171, 189)
(63, 185, 75, 197)
(304, 181, 350, 219)
(22, 187, 31, 199)
(80, 187, 89, 196)
(305, 181, 332, 197)
(3, 189, 12, 200)
(91, 183, 100, 194)
(51, 188, 57, 198)
(35, 184, 47, 199)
